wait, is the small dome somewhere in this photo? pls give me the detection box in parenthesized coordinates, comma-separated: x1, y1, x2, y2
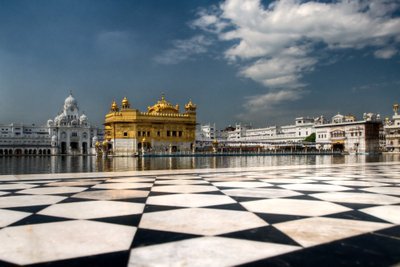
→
(80, 113, 88, 122)
(110, 100, 119, 112)
(122, 97, 130, 109)
(185, 99, 197, 112)
(47, 119, 54, 127)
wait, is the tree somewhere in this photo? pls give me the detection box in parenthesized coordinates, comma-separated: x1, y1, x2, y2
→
(304, 133, 316, 142)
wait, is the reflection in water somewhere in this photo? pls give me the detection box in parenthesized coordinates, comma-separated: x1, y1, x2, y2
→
(0, 154, 399, 175)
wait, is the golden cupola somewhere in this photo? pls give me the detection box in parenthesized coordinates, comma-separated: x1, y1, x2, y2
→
(110, 100, 119, 112)
(121, 97, 131, 109)
(147, 94, 179, 114)
(185, 99, 197, 113)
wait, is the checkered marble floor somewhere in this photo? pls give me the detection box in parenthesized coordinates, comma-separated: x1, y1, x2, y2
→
(0, 162, 399, 266)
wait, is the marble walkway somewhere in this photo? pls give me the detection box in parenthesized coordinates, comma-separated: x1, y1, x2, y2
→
(0, 162, 399, 266)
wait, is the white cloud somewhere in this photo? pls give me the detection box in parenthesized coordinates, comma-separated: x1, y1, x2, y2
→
(154, 35, 213, 64)
(374, 47, 398, 59)
(193, 0, 400, 120)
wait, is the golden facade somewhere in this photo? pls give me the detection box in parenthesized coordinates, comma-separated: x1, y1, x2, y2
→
(104, 95, 196, 155)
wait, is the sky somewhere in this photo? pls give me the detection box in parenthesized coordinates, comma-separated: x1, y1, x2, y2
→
(0, 0, 400, 128)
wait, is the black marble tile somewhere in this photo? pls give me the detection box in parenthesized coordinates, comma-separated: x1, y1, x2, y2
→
(92, 214, 142, 227)
(324, 210, 392, 223)
(8, 214, 72, 227)
(27, 250, 130, 267)
(191, 190, 224, 195)
(58, 198, 95, 204)
(256, 213, 307, 224)
(282, 194, 320, 201)
(115, 197, 148, 204)
(132, 228, 200, 248)
(221, 226, 300, 246)
(334, 202, 377, 210)
(143, 204, 185, 213)
(4, 205, 49, 213)
(148, 191, 176, 197)
(204, 203, 248, 211)
(240, 232, 400, 267)
(374, 225, 400, 239)
(228, 196, 266, 202)
(0, 259, 19, 267)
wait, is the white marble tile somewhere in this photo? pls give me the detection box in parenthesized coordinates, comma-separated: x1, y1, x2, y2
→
(360, 205, 400, 224)
(241, 199, 350, 216)
(106, 177, 155, 183)
(311, 192, 400, 205)
(45, 181, 100, 187)
(274, 217, 391, 247)
(73, 189, 149, 200)
(0, 209, 31, 227)
(361, 187, 400, 196)
(308, 176, 351, 181)
(361, 178, 400, 184)
(279, 183, 351, 192)
(259, 178, 314, 184)
(128, 236, 300, 267)
(0, 195, 66, 208)
(0, 191, 9, 196)
(0, 220, 136, 265)
(93, 182, 153, 190)
(21, 180, 60, 184)
(17, 186, 87, 195)
(146, 193, 235, 207)
(324, 180, 390, 187)
(139, 208, 267, 235)
(156, 175, 200, 180)
(205, 177, 257, 182)
(38, 201, 144, 219)
(212, 181, 272, 188)
(0, 183, 37, 190)
(222, 188, 302, 199)
(154, 179, 208, 185)
(151, 185, 218, 193)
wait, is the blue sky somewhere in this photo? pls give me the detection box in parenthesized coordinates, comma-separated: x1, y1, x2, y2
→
(0, 0, 399, 128)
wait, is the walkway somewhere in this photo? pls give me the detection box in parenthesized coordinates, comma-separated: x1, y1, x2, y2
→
(0, 162, 399, 266)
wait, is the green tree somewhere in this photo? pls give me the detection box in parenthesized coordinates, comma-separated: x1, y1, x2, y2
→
(304, 133, 316, 142)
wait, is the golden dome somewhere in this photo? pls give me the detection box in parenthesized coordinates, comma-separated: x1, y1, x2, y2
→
(121, 97, 130, 109)
(147, 94, 179, 114)
(110, 100, 119, 112)
(185, 99, 197, 112)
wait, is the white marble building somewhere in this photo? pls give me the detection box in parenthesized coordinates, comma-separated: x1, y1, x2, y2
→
(0, 123, 51, 155)
(384, 104, 400, 152)
(225, 117, 315, 143)
(315, 113, 381, 154)
(0, 93, 99, 156)
(48, 93, 98, 155)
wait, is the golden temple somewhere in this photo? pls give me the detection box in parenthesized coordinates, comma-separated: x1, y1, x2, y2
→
(103, 94, 196, 155)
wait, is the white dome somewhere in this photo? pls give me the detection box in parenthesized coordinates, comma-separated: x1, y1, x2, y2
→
(47, 119, 54, 127)
(64, 93, 78, 109)
(80, 113, 88, 122)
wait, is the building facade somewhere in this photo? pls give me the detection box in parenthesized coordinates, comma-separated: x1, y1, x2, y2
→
(47, 93, 98, 155)
(384, 104, 400, 152)
(315, 113, 381, 154)
(103, 95, 197, 156)
(225, 117, 315, 143)
(0, 93, 99, 156)
(0, 123, 51, 155)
